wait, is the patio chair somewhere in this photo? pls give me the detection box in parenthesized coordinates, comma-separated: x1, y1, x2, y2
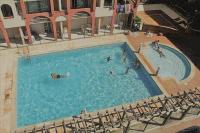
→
(105, 25, 111, 30)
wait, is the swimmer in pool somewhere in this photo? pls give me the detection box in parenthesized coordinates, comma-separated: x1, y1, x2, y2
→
(109, 70, 113, 75)
(106, 56, 112, 62)
(51, 73, 66, 80)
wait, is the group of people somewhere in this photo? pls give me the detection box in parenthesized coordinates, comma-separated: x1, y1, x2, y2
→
(106, 48, 141, 75)
(152, 40, 165, 57)
(51, 48, 141, 79)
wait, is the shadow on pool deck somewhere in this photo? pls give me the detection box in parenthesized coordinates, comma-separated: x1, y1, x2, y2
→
(165, 32, 200, 70)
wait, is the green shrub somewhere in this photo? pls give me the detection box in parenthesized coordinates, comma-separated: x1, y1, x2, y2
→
(135, 16, 141, 23)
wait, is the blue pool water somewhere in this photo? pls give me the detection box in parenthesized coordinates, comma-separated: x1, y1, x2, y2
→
(17, 43, 162, 127)
(141, 44, 191, 81)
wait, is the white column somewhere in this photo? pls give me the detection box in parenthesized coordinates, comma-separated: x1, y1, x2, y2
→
(60, 22, 64, 39)
(58, 0, 64, 39)
(100, 0, 104, 8)
(58, 0, 62, 11)
(97, 18, 101, 33)
(19, 27, 25, 45)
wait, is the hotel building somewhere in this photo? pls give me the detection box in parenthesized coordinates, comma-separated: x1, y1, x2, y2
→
(0, 0, 140, 48)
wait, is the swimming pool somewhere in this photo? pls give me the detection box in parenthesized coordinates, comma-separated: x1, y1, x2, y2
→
(141, 44, 191, 81)
(17, 43, 162, 127)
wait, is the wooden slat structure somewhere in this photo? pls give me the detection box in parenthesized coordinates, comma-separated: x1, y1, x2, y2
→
(15, 88, 200, 133)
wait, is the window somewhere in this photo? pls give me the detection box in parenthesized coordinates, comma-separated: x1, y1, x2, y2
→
(61, 0, 67, 10)
(96, 0, 100, 7)
(104, 0, 113, 7)
(26, 0, 50, 13)
(71, 0, 92, 8)
(1, 4, 14, 18)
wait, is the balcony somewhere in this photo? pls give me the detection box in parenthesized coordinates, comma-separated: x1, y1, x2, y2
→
(25, 0, 50, 14)
(71, 0, 92, 9)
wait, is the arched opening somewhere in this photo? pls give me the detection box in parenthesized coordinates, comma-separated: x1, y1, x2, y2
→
(71, 12, 93, 39)
(29, 16, 55, 44)
(1, 4, 14, 18)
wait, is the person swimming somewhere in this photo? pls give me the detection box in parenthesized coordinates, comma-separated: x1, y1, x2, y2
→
(51, 73, 66, 80)
(106, 56, 112, 62)
(156, 47, 165, 57)
(109, 70, 113, 75)
(152, 40, 159, 50)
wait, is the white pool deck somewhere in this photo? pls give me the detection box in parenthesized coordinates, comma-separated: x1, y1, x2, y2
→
(0, 33, 200, 133)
